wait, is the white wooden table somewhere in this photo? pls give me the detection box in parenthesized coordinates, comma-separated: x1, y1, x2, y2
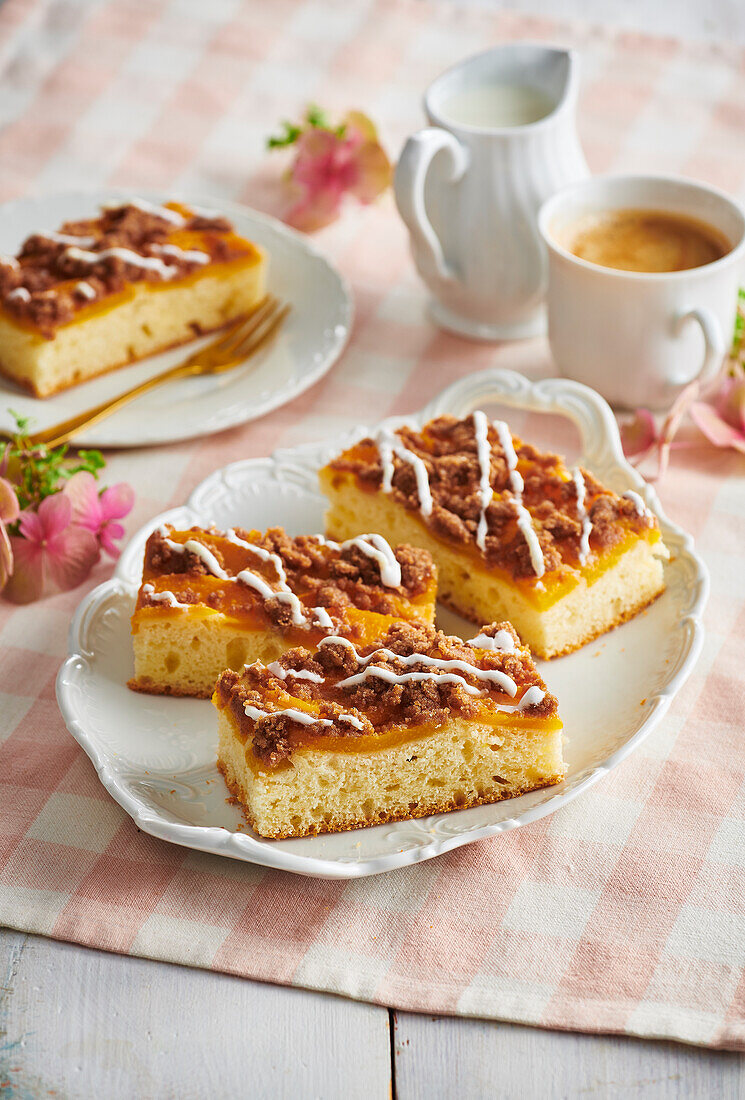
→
(2, 0, 745, 1094)
(2, 928, 743, 1097)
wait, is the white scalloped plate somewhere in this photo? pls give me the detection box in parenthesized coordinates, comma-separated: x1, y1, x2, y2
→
(56, 370, 708, 878)
(0, 191, 352, 448)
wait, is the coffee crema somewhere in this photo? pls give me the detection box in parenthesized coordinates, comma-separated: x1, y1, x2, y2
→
(563, 208, 731, 273)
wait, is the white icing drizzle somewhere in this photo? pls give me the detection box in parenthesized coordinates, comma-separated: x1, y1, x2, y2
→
(186, 202, 220, 219)
(339, 713, 365, 730)
(225, 528, 307, 627)
(377, 427, 433, 517)
(75, 281, 96, 300)
(104, 197, 186, 226)
(153, 242, 210, 264)
(142, 582, 189, 608)
(317, 634, 544, 710)
(318, 635, 362, 654)
(337, 665, 486, 695)
(344, 533, 401, 587)
(319, 635, 517, 697)
(233, 567, 304, 626)
(467, 630, 516, 653)
(6, 287, 30, 302)
(244, 703, 332, 728)
(312, 606, 334, 630)
(313, 533, 401, 588)
(65, 245, 178, 280)
(182, 538, 228, 579)
(571, 467, 592, 565)
(43, 231, 97, 247)
(244, 701, 364, 730)
(494, 685, 546, 713)
(473, 410, 494, 551)
(493, 419, 545, 578)
(266, 662, 325, 683)
(623, 490, 648, 516)
(225, 529, 288, 582)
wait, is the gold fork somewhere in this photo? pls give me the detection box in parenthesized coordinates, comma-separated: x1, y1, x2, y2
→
(4, 295, 290, 449)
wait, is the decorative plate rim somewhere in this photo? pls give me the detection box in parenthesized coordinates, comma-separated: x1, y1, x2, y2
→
(0, 188, 353, 448)
(56, 369, 709, 878)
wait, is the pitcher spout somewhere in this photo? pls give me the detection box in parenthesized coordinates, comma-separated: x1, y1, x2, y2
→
(425, 43, 582, 133)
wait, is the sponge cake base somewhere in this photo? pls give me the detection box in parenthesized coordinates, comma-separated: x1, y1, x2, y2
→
(217, 709, 565, 839)
(0, 257, 266, 398)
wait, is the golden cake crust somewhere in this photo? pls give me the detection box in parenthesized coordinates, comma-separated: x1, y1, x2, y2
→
(0, 200, 259, 338)
(214, 619, 557, 768)
(135, 524, 436, 631)
(324, 413, 659, 583)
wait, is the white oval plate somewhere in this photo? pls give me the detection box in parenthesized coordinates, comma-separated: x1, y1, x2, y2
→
(57, 370, 708, 878)
(0, 191, 352, 448)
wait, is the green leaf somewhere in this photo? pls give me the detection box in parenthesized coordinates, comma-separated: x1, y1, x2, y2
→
(266, 121, 302, 149)
(7, 408, 32, 436)
(3, 407, 111, 512)
(305, 104, 330, 130)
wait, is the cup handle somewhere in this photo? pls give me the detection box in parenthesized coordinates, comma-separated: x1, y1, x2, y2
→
(394, 128, 469, 284)
(672, 306, 726, 386)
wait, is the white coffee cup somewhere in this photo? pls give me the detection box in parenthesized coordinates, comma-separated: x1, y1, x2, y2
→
(538, 174, 745, 410)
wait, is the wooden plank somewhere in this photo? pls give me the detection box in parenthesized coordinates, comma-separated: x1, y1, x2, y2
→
(0, 930, 392, 1100)
(393, 1011, 745, 1100)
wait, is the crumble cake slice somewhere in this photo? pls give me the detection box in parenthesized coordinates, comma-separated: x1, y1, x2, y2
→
(0, 198, 266, 397)
(319, 411, 668, 658)
(214, 620, 564, 839)
(129, 524, 437, 698)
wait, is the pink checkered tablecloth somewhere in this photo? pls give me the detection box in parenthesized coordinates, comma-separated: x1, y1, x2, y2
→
(1, 0, 744, 1050)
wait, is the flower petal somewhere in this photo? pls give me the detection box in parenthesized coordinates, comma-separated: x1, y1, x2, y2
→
(620, 408, 657, 459)
(0, 522, 13, 589)
(285, 187, 344, 232)
(343, 110, 379, 143)
(63, 470, 102, 531)
(718, 376, 745, 433)
(657, 381, 700, 479)
(46, 525, 100, 591)
(348, 141, 392, 202)
(0, 477, 19, 524)
(18, 508, 42, 543)
(36, 492, 73, 540)
(4, 535, 44, 603)
(99, 521, 125, 559)
(98, 482, 134, 522)
(689, 401, 745, 453)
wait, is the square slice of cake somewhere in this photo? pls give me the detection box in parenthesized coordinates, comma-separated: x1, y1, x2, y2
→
(320, 411, 668, 659)
(0, 198, 266, 397)
(130, 524, 437, 698)
(214, 620, 564, 839)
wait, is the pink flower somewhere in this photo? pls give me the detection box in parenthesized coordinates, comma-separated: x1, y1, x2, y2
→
(689, 374, 745, 455)
(0, 476, 19, 590)
(285, 112, 392, 232)
(619, 381, 702, 480)
(620, 408, 657, 461)
(64, 471, 134, 559)
(4, 492, 99, 604)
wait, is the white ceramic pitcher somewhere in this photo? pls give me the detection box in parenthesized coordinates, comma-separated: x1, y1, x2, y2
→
(395, 44, 589, 341)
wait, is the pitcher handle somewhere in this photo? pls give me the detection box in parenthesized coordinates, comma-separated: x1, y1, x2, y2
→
(671, 306, 725, 385)
(394, 127, 469, 284)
